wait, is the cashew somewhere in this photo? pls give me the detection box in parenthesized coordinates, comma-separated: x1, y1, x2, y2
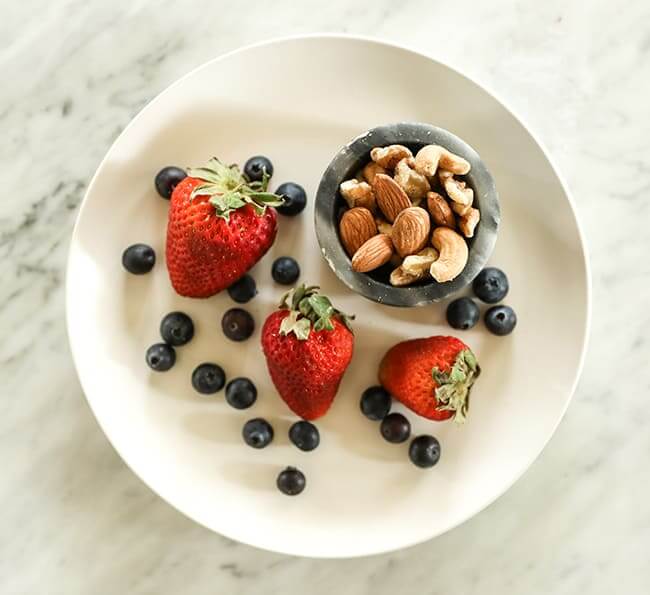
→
(459, 208, 480, 238)
(393, 158, 430, 203)
(439, 149, 470, 175)
(339, 179, 376, 212)
(427, 191, 456, 228)
(375, 216, 393, 237)
(402, 247, 438, 276)
(414, 145, 470, 178)
(429, 227, 469, 283)
(390, 267, 419, 287)
(440, 170, 473, 207)
(451, 201, 472, 216)
(414, 145, 442, 178)
(370, 145, 413, 169)
(362, 162, 386, 185)
(390, 247, 438, 287)
(438, 169, 454, 182)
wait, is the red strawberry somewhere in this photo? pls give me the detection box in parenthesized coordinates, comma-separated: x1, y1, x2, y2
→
(261, 285, 355, 420)
(166, 158, 283, 298)
(378, 336, 480, 423)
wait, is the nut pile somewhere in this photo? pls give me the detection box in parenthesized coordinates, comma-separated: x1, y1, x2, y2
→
(338, 144, 480, 285)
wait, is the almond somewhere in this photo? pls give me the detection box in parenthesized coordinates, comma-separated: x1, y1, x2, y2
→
(339, 207, 377, 256)
(426, 191, 456, 228)
(372, 174, 411, 222)
(351, 234, 394, 273)
(391, 207, 431, 257)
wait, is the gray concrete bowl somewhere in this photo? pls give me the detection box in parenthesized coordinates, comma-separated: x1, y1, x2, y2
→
(314, 123, 500, 307)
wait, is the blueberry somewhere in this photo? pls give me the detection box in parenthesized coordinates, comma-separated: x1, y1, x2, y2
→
(225, 377, 257, 409)
(289, 421, 320, 451)
(154, 166, 186, 199)
(485, 305, 517, 336)
(243, 155, 273, 182)
(145, 343, 176, 371)
(380, 413, 411, 443)
(446, 297, 480, 330)
(473, 267, 509, 304)
(160, 311, 194, 346)
(192, 363, 226, 394)
(221, 308, 255, 341)
(227, 274, 257, 304)
(276, 467, 306, 496)
(360, 386, 392, 421)
(271, 257, 300, 285)
(122, 243, 155, 274)
(409, 435, 441, 468)
(275, 182, 307, 216)
(242, 418, 274, 449)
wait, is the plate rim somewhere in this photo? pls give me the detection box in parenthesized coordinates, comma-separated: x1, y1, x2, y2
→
(65, 33, 592, 558)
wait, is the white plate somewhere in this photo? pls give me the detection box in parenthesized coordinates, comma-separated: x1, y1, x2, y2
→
(66, 35, 590, 558)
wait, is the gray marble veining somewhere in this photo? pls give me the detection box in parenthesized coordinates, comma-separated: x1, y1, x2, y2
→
(1, 0, 649, 593)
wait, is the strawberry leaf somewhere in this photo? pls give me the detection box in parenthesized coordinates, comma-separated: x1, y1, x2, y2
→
(431, 349, 480, 424)
(298, 297, 312, 317)
(248, 192, 285, 207)
(280, 310, 311, 341)
(277, 285, 354, 340)
(187, 157, 284, 218)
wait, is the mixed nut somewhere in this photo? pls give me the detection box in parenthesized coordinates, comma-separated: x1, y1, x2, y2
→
(338, 144, 480, 285)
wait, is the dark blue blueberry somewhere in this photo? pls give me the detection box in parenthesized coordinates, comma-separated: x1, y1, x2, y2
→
(271, 257, 300, 285)
(275, 182, 307, 216)
(225, 377, 257, 409)
(227, 274, 257, 304)
(242, 418, 274, 449)
(360, 386, 392, 421)
(145, 343, 176, 372)
(276, 467, 306, 496)
(154, 166, 186, 199)
(192, 363, 226, 394)
(473, 267, 509, 304)
(380, 413, 411, 444)
(446, 297, 480, 330)
(221, 308, 255, 341)
(485, 305, 517, 336)
(243, 155, 273, 182)
(289, 421, 320, 451)
(122, 244, 155, 274)
(160, 311, 194, 346)
(409, 435, 441, 468)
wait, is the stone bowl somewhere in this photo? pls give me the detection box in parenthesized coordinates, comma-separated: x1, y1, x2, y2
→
(314, 122, 500, 307)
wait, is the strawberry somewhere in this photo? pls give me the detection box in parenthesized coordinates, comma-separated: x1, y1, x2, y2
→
(261, 285, 355, 420)
(378, 336, 480, 423)
(166, 158, 283, 298)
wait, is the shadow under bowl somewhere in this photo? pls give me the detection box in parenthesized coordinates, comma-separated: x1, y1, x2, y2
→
(314, 122, 500, 307)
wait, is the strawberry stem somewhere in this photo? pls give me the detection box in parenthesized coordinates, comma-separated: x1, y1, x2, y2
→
(279, 285, 354, 340)
(432, 349, 480, 424)
(187, 157, 284, 220)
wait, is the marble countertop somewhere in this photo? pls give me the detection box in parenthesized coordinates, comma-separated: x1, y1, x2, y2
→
(2, 0, 649, 593)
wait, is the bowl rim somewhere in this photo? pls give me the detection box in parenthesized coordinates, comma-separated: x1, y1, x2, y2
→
(315, 122, 500, 307)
